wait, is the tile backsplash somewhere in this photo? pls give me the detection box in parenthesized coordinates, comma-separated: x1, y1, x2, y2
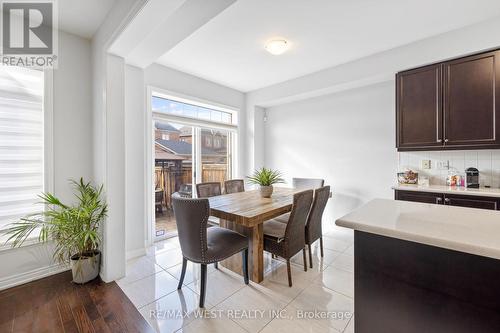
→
(398, 150, 500, 188)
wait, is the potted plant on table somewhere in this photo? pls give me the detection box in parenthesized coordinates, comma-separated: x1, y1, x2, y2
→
(1, 178, 107, 284)
(247, 167, 285, 198)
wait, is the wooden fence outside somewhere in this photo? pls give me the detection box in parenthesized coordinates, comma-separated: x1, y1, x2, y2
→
(155, 164, 227, 209)
(201, 164, 228, 183)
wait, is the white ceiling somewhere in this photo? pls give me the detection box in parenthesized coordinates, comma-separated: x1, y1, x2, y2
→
(58, 0, 116, 39)
(156, 0, 500, 92)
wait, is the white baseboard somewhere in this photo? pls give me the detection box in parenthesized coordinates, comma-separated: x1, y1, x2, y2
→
(0, 248, 147, 290)
(0, 262, 69, 291)
(126, 247, 146, 260)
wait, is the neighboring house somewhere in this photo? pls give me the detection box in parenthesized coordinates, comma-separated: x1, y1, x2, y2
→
(155, 122, 180, 141)
(179, 126, 192, 144)
(155, 139, 225, 164)
(155, 122, 227, 162)
(176, 125, 227, 154)
(203, 130, 227, 153)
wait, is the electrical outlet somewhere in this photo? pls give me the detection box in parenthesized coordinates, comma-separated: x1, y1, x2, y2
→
(437, 160, 450, 170)
(421, 160, 431, 169)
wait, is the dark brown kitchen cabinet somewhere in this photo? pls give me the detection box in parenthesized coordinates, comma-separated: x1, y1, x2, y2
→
(443, 51, 500, 147)
(395, 190, 500, 211)
(394, 190, 443, 204)
(443, 194, 498, 210)
(396, 64, 442, 149)
(396, 49, 500, 151)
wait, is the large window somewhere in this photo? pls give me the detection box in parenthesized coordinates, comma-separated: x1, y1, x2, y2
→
(0, 66, 46, 233)
(150, 90, 237, 240)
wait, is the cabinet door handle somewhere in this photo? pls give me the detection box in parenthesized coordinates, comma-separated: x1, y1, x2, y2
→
(436, 197, 443, 204)
(444, 139, 449, 143)
(437, 139, 442, 143)
(444, 198, 450, 204)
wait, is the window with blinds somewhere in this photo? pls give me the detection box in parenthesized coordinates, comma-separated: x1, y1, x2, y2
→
(0, 66, 45, 232)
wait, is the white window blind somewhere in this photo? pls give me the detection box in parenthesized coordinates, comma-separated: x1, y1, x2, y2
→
(0, 66, 44, 230)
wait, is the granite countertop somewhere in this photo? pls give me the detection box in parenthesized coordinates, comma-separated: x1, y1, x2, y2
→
(392, 183, 500, 198)
(336, 198, 500, 260)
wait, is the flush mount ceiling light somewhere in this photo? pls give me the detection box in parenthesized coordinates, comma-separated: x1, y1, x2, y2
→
(265, 39, 289, 55)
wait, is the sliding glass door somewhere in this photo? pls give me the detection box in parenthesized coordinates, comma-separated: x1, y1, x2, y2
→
(154, 120, 194, 238)
(199, 128, 231, 184)
(151, 92, 237, 240)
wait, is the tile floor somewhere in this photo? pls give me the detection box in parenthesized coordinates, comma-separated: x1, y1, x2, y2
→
(117, 226, 355, 333)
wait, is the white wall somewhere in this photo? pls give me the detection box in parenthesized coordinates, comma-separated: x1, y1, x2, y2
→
(0, 31, 93, 290)
(100, 54, 127, 281)
(54, 32, 94, 196)
(124, 65, 146, 257)
(123, 63, 246, 258)
(144, 64, 245, 116)
(91, 0, 145, 282)
(265, 81, 396, 230)
(92, 0, 143, 186)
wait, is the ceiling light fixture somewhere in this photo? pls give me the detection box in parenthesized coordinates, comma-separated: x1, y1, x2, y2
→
(265, 39, 289, 55)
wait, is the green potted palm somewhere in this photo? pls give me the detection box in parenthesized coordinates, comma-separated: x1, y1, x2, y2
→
(247, 167, 285, 198)
(1, 178, 107, 284)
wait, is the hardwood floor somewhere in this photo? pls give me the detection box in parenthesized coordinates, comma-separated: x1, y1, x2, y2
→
(0, 271, 154, 333)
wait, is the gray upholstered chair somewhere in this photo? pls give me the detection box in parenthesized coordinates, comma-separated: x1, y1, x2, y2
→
(224, 179, 245, 194)
(263, 190, 313, 287)
(172, 197, 249, 308)
(292, 177, 325, 189)
(196, 182, 222, 225)
(196, 182, 222, 198)
(305, 186, 330, 268)
(272, 178, 325, 224)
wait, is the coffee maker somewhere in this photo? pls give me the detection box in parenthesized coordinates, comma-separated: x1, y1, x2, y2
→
(465, 167, 479, 188)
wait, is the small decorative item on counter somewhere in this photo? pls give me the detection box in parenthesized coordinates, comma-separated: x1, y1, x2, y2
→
(446, 173, 460, 186)
(446, 171, 462, 186)
(397, 170, 418, 185)
(419, 176, 430, 187)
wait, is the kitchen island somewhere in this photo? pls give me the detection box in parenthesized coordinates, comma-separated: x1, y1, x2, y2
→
(336, 199, 500, 333)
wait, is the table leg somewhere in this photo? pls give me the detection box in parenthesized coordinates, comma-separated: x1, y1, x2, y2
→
(219, 219, 264, 283)
(251, 223, 264, 283)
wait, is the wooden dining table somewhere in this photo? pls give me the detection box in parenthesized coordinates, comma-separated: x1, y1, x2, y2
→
(208, 187, 302, 283)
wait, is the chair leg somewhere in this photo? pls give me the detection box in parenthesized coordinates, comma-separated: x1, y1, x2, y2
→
(214, 261, 218, 269)
(177, 258, 187, 290)
(199, 264, 207, 308)
(320, 237, 324, 257)
(302, 248, 308, 272)
(242, 248, 249, 285)
(286, 259, 292, 287)
(308, 243, 313, 269)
